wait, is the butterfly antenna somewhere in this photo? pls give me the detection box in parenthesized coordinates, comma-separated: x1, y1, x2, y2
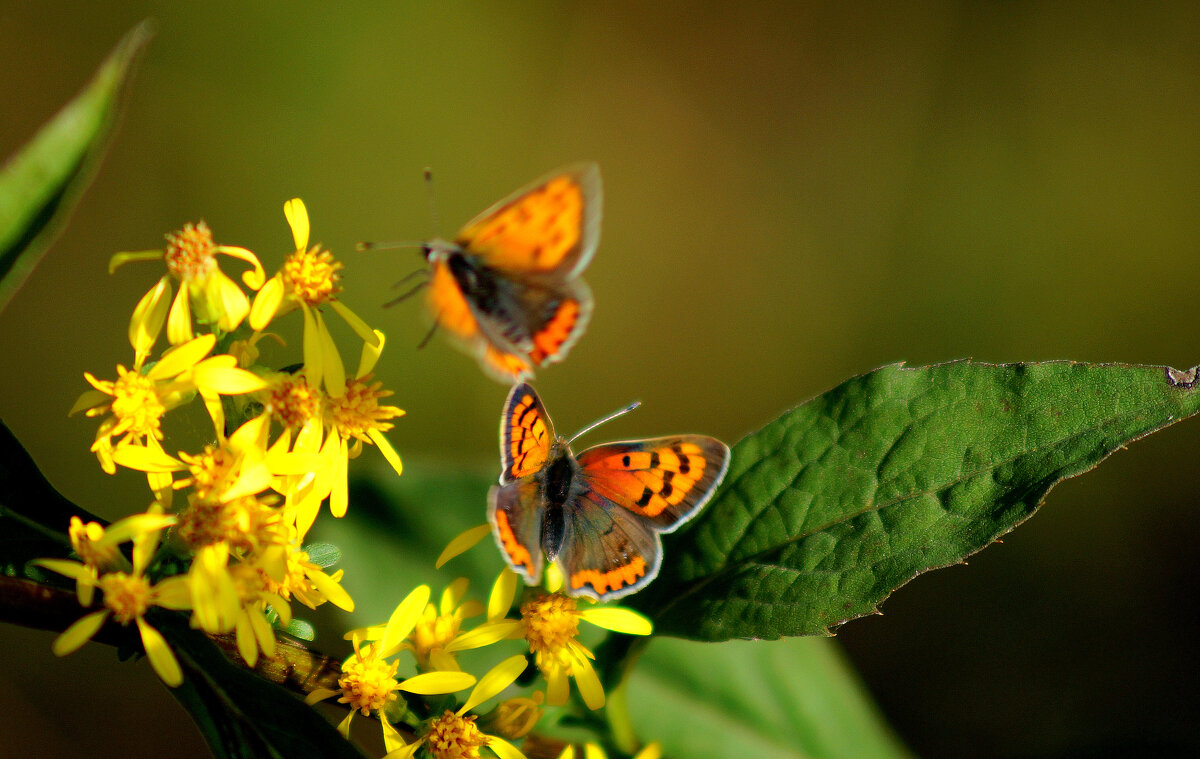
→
(416, 319, 440, 350)
(424, 167, 443, 239)
(569, 400, 642, 444)
(383, 278, 429, 308)
(356, 240, 425, 252)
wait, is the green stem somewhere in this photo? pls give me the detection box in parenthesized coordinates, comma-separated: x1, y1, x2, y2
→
(602, 635, 650, 756)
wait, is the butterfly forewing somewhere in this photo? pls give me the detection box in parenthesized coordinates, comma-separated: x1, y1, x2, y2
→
(575, 436, 731, 530)
(457, 163, 601, 279)
(499, 383, 556, 484)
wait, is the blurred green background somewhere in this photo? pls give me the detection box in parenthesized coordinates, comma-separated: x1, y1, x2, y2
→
(3, 2, 1200, 757)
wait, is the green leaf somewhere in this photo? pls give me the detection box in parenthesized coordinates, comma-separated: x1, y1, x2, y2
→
(158, 614, 368, 759)
(628, 637, 913, 759)
(0, 20, 152, 314)
(629, 360, 1200, 640)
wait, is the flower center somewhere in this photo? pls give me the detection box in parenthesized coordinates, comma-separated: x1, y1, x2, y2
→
(337, 644, 400, 715)
(486, 692, 545, 740)
(412, 610, 462, 665)
(521, 594, 580, 654)
(109, 367, 165, 439)
(281, 246, 342, 306)
(328, 374, 401, 440)
(179, 445, 238, 502)
(164, 222, 218, 282)
(99, 572, 152, 624)
(425, 710, 489, 759)
(69, 517, 120, 570)
(176, 493, 283, 554)
(260, 375, 323, 431)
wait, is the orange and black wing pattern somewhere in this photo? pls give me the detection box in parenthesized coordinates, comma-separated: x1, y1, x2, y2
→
(456, 163, 601, 279)
(575, 436, 731, 531)
(498, 383, 556, 485)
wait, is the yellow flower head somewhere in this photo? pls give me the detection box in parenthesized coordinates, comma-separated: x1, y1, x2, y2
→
(111, 221, 266, 349)
(519, 593, 653, 710)
(482, 691, 545, 741)
(426, 710, 491, 759)
(175, 490, 285, 555)
(259, 373, 324, 434)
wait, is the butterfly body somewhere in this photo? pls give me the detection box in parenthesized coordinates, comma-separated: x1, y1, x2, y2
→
(489, 383, 731, 601)
(417, 164, 601, 383)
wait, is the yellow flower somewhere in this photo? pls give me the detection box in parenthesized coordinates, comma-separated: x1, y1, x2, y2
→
(72, 335, 269, 473)
(480, 691, 544, 741)
(306, 585, 475, 747)
(35, 515, 191, 687)
(556, 744, 662, 759)
(347, 575, 509, 672)
(110, 220, 266, 351)
(518, 593, 652, 710)
(248, 198, 379, 396)
(386, 656, 529, 759)
(56, 512, 176, 606)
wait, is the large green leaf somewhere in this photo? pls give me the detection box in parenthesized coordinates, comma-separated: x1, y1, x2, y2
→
(0, 20, 151, 314)
(628, 637, 913, 759)
(629, 360, 1200, 640)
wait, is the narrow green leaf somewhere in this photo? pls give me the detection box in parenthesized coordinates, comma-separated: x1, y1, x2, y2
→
(630, 360, 1200, 640)
(629, 637, 913, 759)
(0, 20, 152, 314)
(158, 614, 368, 759)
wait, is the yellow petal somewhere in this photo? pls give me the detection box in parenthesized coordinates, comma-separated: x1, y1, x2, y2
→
(488, 736, 528, 759)
(584, 745, 605, 759)
(111, 445, 186, 473)
(235, 613, 259, 667)
(209, 270, 250, 331)
(102, 511, 175, 546)
(304, 687, 339, 706)
(53, 610, 109, 656)
(367, 428, 403, 478)
(150, 333, 216, 380)
(382, 719, 408, 754)
(192, 364, 269, 395)
(488, 569, 518, 621)
(308, 568, 355, 612)
(137, 618, 183, 687)
(216, 244, 266, 290)
(441, 577, 469, 617)
(545, 562, 564, 593)
(284, 198, 310, 251)
(329, 436, 349, 518)
(153, 576, 193, 610)
(249, 275, 285, 331)
(458, 655, 526, 714)
(544, 668, 569, 706)
(397, 670, 476, 696)
(380, 585, 431, 656)
(109, 248, 165, 273)
(328, 299, 381, 351)
(633, 743, 663, 759)
(129, 276, 171, 361)
(572, 655, 605, 710)
(357, 328, 386, 377)
(316, 310, 346, 397)
(436, 524, 491, 570)
(446, 620, 522, 653)
(32, 559, 94, 582)
(337, 710, 355, 739)
(577, 607, 653, 636)
(557, 747, 576, 759)
(383, 739, 425, 759)
(166, 284, 194, 346)
(68, 389, 111, 416)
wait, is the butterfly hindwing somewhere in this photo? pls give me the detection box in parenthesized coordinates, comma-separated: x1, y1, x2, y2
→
(576, 436, 731, 531)
(499, 382, 555, 484)
(488, 480, 544, 585)
(457, 163, 602, 280)
(557, 489, 662, 601)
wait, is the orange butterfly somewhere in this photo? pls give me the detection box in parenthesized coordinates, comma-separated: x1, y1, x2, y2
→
(399, 164, 601, 383)
(489, 383, 730, 601)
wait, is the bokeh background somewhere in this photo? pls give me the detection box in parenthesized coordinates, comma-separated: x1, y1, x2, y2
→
(3, 2, 1200, 757)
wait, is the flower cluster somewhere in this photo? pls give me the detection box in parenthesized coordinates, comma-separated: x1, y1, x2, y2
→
(42, 199, 403, 680)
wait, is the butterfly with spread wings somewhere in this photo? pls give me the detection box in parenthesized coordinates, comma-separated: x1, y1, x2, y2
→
(489, 383, 730, 601)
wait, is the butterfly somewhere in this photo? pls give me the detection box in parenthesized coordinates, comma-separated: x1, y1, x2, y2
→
(488, 383, 731, 601)
(404, 163, 601, 383)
